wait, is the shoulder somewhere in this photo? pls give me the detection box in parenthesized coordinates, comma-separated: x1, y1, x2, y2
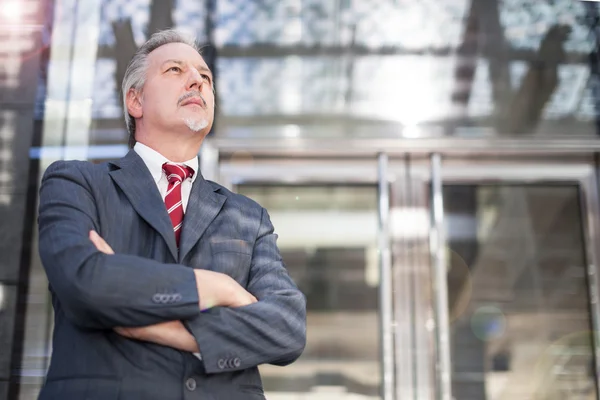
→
(205, 180, 277, 232)
(41, 159, 114, 185)
(206, 179, 264, 213)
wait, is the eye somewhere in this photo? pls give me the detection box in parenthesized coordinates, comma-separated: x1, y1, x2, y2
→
(201, 74, 211, 83)
(167, 66, 181, 73)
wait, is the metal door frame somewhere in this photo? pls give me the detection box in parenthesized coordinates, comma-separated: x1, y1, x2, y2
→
(441, 159, 600, 400)
(390, 156, 600, 400)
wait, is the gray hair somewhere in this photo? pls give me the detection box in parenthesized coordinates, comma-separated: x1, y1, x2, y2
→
(121, 29, 200, 147)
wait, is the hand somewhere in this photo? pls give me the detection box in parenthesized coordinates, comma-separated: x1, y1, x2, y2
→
(114, 321, 199, 352)
(90, 229, 254, 331)
(193, 269, 257, 310)
(89, 230, 114, 254)
(113, 326, 143, 340)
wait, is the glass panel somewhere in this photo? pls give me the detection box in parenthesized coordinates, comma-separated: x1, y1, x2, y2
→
(214, 0, 470, 48)
(444, 184, 597, 399)
(78, 0, 600, 143)
(236, 184, 381, 399)
(500, 0, 593, 52)
(210, 0, 599, 138)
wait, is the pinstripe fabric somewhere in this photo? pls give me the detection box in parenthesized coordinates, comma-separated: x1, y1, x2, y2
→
(36, 150, 306, 399)
(162, 162, 194, 247)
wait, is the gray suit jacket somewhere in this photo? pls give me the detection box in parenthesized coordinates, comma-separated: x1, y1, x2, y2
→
(36, 150, 306, 400)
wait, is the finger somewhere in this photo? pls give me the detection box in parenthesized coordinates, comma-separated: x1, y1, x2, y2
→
(94, 240, 113, 254)
(90, 230, 114, 255)
(101, 240, 114, 254)
(233, 295, 250, 307)
(115, 327, 137, 339)
(89, 230, 100, 245)
(94, 237, 109, 254)
(242, 294, 257, 306)
(114, 327, 128, 336)
(89, 231, 104, 250)
(90, 230, 105, 249)
(124, 327, 143, 340)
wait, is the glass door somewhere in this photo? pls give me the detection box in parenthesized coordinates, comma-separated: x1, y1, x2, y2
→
(217, 153, 600, 400)
(418, 159, 600, 400)
(218, 159, 383, 400)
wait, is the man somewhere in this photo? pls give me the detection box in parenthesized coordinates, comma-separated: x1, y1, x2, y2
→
(37, 29, 306, 400)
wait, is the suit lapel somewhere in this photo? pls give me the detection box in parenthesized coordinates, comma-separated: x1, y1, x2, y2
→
(109, 150, 178, 261)
(178, 173, 226, 263)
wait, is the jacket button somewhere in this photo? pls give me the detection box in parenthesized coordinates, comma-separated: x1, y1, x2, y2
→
(185, 377, 197, 391)
(217, 359, 226, 369)
(233, 357, 241, 367)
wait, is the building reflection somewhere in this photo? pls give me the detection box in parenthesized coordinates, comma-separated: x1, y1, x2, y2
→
(3, 1, 600, 399)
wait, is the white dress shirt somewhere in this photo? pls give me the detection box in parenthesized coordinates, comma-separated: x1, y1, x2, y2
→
(134, 142, 199, 212)
(134, 142, 202, 359)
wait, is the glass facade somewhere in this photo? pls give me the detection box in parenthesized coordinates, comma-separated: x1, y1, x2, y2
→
(3, 1, 600, 400)
(30, 0, 600, 150)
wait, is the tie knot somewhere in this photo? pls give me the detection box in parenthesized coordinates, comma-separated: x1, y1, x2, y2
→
(162, 163, 194, 184)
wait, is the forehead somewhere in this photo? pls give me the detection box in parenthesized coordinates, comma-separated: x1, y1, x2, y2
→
(147, 42, 208, 70)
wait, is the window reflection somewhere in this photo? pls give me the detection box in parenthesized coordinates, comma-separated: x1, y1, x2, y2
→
(445, 184, 596, 400)
(81, 0, 600, 139)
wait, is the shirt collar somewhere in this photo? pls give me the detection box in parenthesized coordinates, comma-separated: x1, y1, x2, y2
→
(134, 142, 199, 184)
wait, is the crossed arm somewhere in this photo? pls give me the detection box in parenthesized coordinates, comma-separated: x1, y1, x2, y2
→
(89, 230, 212, 352)
(38, 161, 306, 371)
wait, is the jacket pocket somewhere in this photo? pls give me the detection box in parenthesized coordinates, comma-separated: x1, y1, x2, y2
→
(210, 239, 253, 255)
(39, 377, 121, 400)
(210, 239, 253, 284)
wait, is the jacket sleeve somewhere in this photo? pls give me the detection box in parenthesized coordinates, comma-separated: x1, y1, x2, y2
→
(184, 207, 307, 373)
(38, 161, 201, 329)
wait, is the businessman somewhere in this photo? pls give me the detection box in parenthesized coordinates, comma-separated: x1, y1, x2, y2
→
(37, 29, 306, 399)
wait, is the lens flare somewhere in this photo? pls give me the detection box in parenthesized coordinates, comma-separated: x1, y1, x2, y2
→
(1, 2, 23, 21)
(470, 306, 506, 341)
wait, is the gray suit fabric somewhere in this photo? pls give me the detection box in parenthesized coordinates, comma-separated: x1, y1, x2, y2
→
(36, 150, 306, 399)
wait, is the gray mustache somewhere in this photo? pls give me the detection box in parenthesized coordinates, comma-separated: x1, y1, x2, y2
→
(178, 92, 207, 107)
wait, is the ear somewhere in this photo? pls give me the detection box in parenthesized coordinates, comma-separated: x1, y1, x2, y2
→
(126, 88, 143, 119)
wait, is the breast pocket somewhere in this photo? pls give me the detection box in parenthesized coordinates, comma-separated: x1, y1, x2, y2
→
(210, 239, 253, 284)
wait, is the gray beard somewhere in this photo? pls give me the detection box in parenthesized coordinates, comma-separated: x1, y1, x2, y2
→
(183, 117, 209, 132)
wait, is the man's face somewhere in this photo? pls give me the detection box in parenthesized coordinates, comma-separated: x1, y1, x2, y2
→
(132, 42, 215, 136)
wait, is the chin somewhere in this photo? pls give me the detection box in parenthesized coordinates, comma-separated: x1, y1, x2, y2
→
(182, 117, 209, 132)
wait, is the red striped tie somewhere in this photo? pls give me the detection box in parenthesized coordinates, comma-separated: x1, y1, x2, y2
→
(162, 163, 194, 248)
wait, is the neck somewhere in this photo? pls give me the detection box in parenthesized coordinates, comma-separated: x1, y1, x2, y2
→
(135, 127, 206, 162)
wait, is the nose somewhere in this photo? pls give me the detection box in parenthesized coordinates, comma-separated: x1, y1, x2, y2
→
(186, 68, 204, 91)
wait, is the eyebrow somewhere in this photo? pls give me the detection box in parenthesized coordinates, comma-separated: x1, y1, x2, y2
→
(162, 59, 213, 77)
